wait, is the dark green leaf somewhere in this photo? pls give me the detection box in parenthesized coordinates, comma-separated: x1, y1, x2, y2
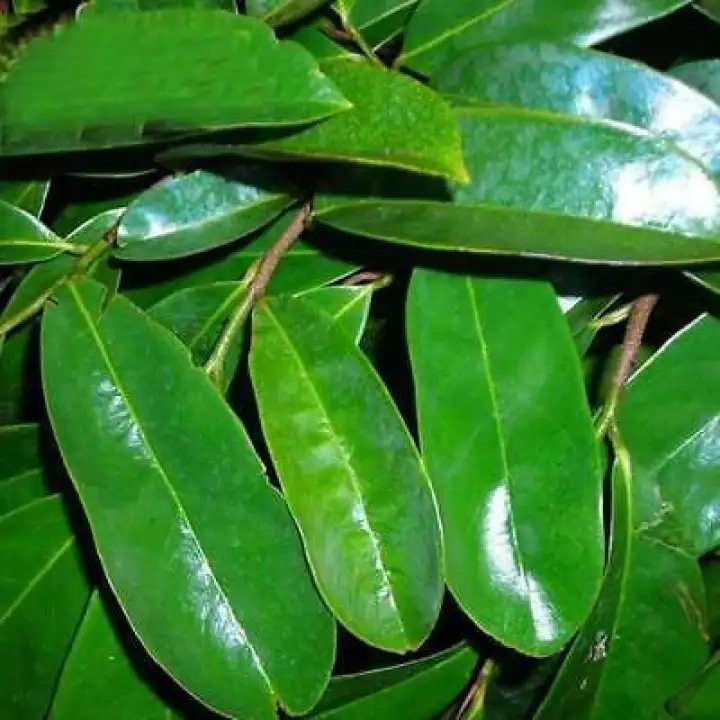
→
(536, 455, 708, 719)
(671, 59, 720, 105)
(314, 105, 720, 265)
(0, 496, 90, 719)
(565, 296, 618, 356)
(250, 296, 443, 652)
(669, 654, 720, 720)
(0, 11, 350, 156)
(301, 285, 374, 342)
(311, 644, 478, 718)
(704, 559, 720, 643)
(88, 0, 234, 12)
(334, 0, 419, 47)
(115, 165, 297, 261)
(0, 179, 50, 216)
(290, 20, 357, 61)
(50, 592, 177, 720)
(0, 324, 39, 425)
(695, 0, 720, 23)
(617, 315, 720, 557)
(246, 59, 468, 182)
(0, 200, 63, 265)
(246, 0, 330, 27)
(407, 270, 603, 656)
(399, 0, 691, 76)
(42, 279, 335, 718)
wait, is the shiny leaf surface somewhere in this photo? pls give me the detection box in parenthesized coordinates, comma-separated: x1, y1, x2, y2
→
(50, 592, 177, 720)
(0, 179, 50, 216)
(335, 0, 419, 47)
(0, 496, 90, 719)
(246, 0, 329, 27)
(248, 59, 468, 182)
(42, 279, 335, 718)
(0, 11, 350, 156)
(311, 644, 478, 718)
(536, 457, 708, 719)
(115, 166, 296, 261)
(301, 285, 374, 343)
(399, 0, 691, 76)
(407, 269, 603, 656)
(250, 296, 443, 652)
(617, 315, 720, 557)
(0, 200, 62, 265)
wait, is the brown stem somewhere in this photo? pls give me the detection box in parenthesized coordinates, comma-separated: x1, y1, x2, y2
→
(342, 270, 386, 286)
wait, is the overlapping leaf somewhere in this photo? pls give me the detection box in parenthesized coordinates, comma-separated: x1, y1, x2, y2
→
(0, 11, 350, 156)
(0, 200, 63, 265)
(250, 296, 443, 652)
(41, 279, 335, 719)
(246, 0, 329, 27)
(334, 0, 419, 47)
(0, 179, 50, 216)
(407, 269, 603, 656)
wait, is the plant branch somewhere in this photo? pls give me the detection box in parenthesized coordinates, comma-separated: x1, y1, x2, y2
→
(204, 203, 311, 385)
(456, 660, 495, 719)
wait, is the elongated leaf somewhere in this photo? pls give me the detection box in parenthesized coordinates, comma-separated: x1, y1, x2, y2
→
(314, 105, 720, 265)
(617, 315, 720, 557)
(0, 496, 90, 719)
(247, 0, 329, 27)
(433, 42, 720, 178)
(50, 592, 177, 720)
(0, 179, 50, 216)
(291, 20, 357, 61)
(335, 0, 419, 47)
(704, 559, 720, 641)
(399, 0, 691, 76)
(696, 0, 720, 23)
(0, 11, 350, 156)
(250, 296, 443, 652)
(41, 279, 335, 718)
(115, 165, 297, 261)
(669, 655, 720, 720)
(536, 455, 708, 719)
(0, 424, 52, 516)
(88, 0, 234, 11)
(311, 644, 478, 718)
(407, 269, 603, 656)
(301, 285, 374, 343)
(0, 200, 62, 265)
(246, 59, 468, 182)
(565, 296, 618, 356)
(0, 324, 38, 424)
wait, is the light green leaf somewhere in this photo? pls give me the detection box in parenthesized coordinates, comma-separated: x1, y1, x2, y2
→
(41, 279, 336, 719)
(0, 200, 63, 265)
(87, 0, 235, 12)
(0, 179, 50, 217)
(250, 296, 443, 652)
(301, 285, 374, 343)
(0, 10, 350, 156)
(246, 0, 330, 27)
(334, 0, 419, 47)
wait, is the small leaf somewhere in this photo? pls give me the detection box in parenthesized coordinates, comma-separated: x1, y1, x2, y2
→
(246, 59, 468, 182)
(311, 644, 478, 718)
(247, 0, 330, 27)
(50, 592, 178, 720)
(565, 296, 618, 356)
(617, 315, 720, 557)
(406, 269, 604, 656)
(250, 296, 443, 652)
(0, 179, 50, 216)
(0, 496, 90, 719)
(0, 11, 350, 156)
(115, 165, 297, 261)
(0, 200, 62, 265)
(42, 279, 335, 718)
(399, 0, 691, 76)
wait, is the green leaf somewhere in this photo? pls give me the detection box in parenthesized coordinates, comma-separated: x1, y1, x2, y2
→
(704, 559, 720, 642)
(246, 59, 468, 182)
(246, 0, 330, 27)
(669, 654, 720, 720)
(565, 296, 618, 356)
(50, 592, 177, 720)
(334, 0, 419, 47)
(0, 424, 53, 517)
(311, 644, 478, 718)
(695, 0, 720, 23)
(0, 496, 90, 719)
(41, 279, 335, 719)
(536, 455, 708, 719)
(0, 11, 350, 156)
(250, 296, 443, 652)
(0, 324, 38, 425)
(406, 270, 603, 656)
(0, 179, 50, 216)
(301, 285, 374, 343)
(314, 104, 720, 265)
(617, 315, 720, 557)
(290, 19, 357, 61)
(0, 200, 63, 265)
(87, 0, 235, 12)
(398, 0, 691, 76)
(115, 165, 297, 261)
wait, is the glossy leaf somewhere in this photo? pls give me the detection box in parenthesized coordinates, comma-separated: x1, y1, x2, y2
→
(334, 0, 419, 47)
(0, 11, 350, 156)
(41, 279, 335, 718)
(246, 0, 329, 27)
(536, 456, 708, 719)
(617, 315, 720, 557)
(314, 106, 720, 265)
(0, 496, 90, 719)
(407, 269, 603, 656)
(115, 165, 297, 261)
(301, 285, 374, 343)
(0, 200, 62, 265)
(250, 296, 443, 652)
(0, 424, 52, 517)
(50, 592, 176, 720)
(0, 179, 50, 216)
(247, 59, 468, 182)
(399, 0, 691, 76)
(433, 42, 720, 178)
(311, 644, 478, 718)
